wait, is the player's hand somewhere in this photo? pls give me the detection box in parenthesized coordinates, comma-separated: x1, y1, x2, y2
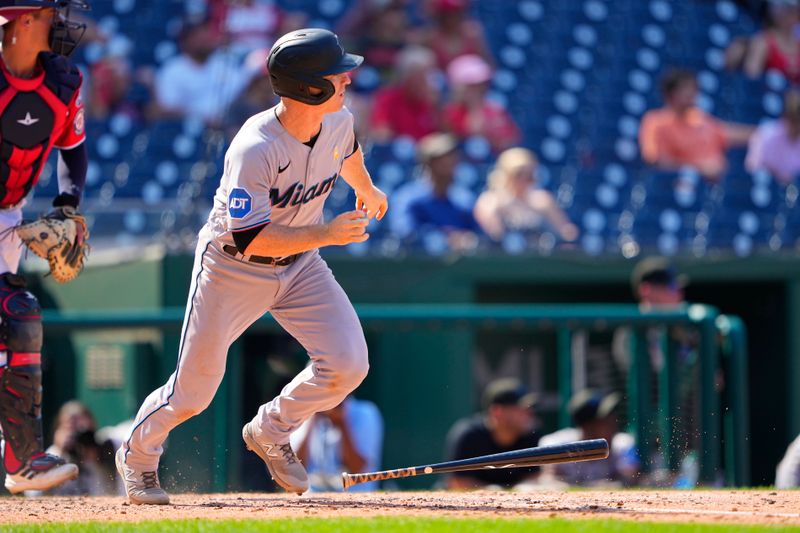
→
(325, 210, 369, 246)
(355, 185, 388, 220)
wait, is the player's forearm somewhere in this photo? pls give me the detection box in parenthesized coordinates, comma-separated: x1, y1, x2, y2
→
(340, 148, 374, 193)
(56, 143, 88, 207)
(244, 222, 333, 257)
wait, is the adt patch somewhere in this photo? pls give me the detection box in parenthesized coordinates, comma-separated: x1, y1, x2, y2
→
(228, 188, 252, 219)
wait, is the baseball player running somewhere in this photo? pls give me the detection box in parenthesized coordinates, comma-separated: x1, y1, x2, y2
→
(0, 0, 90, 494)
(117, 28, 388, 504)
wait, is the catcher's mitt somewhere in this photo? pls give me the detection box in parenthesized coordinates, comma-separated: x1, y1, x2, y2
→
(16, 207, 89, 284)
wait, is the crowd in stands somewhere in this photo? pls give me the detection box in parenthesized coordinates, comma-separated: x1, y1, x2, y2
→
(45, 0, 800, 258)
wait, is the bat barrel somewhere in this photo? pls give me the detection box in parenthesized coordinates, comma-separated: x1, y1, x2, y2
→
(342, 439, 609, 490)
(424, 438, 609, 474)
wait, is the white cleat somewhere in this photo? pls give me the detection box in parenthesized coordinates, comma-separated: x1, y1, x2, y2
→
(115, 448, 170, 505)
(4, 453, 78, 494)
(242, 421, 309, 495)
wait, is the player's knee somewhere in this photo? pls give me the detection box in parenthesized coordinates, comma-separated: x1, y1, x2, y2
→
(0, 274, 43, 355)
(171, 388, 216, 421)
(333, 337, 369, 389)
(172, 404, 203, 421)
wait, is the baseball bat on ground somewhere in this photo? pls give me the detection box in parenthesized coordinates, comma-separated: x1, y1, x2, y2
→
(342, 438, 609, 490)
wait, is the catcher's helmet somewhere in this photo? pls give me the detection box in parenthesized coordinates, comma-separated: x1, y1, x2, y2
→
(267, 28, 363, 106)
(0, 0, 90, 57)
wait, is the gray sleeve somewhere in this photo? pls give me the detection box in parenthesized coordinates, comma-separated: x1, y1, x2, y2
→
(341, 108, 357, 159)
(224, 140, 274, 232)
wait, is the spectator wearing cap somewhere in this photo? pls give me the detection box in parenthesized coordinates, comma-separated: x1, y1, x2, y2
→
(369, 45, 442, 141)
(746, 88, 800, 185)
(416, 0, 493, 70)
(474, 147, 579, 244)
(444, 378, 541, 490)
(153, 18, 257, 126)
(389, 133, 482, 251)
(639, 68, 754, 182)
(614, 257, 688, 377)
(614, 257, 703, 486)
(442, 54, 520, 154)
(743, 0, 800, 84)
(631, 256, 687, 310)
(538, 390, 639, 487)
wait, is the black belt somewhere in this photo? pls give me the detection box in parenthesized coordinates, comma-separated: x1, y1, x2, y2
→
(222, 244, 300, 266)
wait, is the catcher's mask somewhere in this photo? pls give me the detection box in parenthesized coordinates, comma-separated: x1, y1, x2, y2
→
(0, 0, 91, 57)
(267, 28, 363, 106)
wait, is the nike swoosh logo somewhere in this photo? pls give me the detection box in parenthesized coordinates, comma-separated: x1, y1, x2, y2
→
(278, 162, 290, 173)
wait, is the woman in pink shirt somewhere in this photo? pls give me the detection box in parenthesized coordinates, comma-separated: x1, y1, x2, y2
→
(746, 89, 800, 184)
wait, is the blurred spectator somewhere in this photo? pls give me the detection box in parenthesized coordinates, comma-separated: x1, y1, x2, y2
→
(639, 69, 754, 182)
(46, 401, 116, 496)
(391, 133, 481, 251)
(746, 88, 800, 184)
(369, 45, 441, 141)
(538, 390, 639, 487)
(612, 257, 688, 380)
(208, 0, 304, 56)
(776, 433, 800, 488)
(442, 55, 520, 153)
(292, 396, 383, 492)
(631, 256, 687, 310)
(474, 147, 579, 244)
(224, 48, 279, 137)
(614, 258, 705, 487)
(415, 0, 493, 69)
(153, 18, 255, 126)
(337, 0, 412, 80)
(444, 378, 541, 490)
(86, 56, 138, 120)
(743, 0, 800, 83)
(724, 34, 752, 73)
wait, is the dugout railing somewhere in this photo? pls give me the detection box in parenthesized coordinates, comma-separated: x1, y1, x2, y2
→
(42, 304, 749, 489)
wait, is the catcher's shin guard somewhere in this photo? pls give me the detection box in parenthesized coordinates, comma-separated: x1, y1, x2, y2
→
(0, 273, 45, 475)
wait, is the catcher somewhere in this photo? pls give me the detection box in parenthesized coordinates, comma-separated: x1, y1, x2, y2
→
(0, 0, 91, 494)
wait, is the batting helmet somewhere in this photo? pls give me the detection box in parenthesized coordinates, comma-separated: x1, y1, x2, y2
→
(0, 0, 90, 57)
(267, 28, 363, 106)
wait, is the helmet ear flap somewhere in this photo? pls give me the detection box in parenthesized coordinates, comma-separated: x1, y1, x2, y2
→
(271, 70, 336, 105)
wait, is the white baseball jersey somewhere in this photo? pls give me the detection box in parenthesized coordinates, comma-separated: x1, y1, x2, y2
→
(208, 105, 357, 249)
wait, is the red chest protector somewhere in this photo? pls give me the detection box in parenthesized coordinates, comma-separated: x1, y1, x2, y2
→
(0, 52, 85, 207)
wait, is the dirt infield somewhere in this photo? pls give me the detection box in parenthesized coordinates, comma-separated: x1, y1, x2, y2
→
(2, 490, 799, 526)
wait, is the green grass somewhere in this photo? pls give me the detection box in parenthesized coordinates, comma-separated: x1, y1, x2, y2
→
(5, 518, 800, 533)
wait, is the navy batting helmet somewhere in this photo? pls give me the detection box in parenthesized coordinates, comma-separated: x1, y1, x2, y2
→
(267, 28, 363, 106)
(0, 0, 90, 57)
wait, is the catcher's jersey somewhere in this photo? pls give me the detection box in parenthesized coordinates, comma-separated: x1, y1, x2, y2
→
(207, 105, 356, 248)
(0, 52, 85, 207)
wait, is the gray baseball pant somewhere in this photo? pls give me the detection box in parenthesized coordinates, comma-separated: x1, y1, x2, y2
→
(121, 228, 368, 470)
